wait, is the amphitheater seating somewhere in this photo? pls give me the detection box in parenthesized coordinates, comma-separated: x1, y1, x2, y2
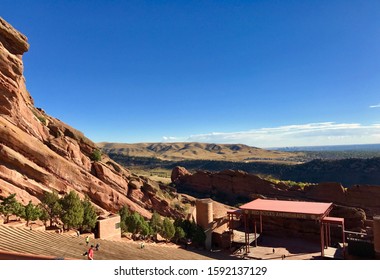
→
(0, 225, 220, 260)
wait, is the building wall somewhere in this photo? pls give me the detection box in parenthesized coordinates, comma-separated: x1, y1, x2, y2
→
(97, 215, 121, 240)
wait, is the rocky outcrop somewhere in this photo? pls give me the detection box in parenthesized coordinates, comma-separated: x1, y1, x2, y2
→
(303, 182, 346, 203)
(173, 167, 288, 199)
(171, 166, 191, 184)
(0, 18, 29, 55)
(0, 17, 184, 220)
(173, 167, 380, 231)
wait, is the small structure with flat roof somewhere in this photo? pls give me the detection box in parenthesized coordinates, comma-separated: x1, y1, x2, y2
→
(228, 198, 345, 258)
(94, 214, 121, 240)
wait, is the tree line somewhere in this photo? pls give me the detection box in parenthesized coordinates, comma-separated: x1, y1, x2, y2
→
(0, 191, 97, 232)
(1, 191, 206, 247)
(119, 206, 206, 246)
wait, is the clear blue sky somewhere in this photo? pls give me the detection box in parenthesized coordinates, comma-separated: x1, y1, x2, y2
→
(2, 0, 380, 147)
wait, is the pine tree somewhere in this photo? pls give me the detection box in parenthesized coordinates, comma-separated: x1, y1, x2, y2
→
(125, 212, 143, 234)
(60, 191, 84, 231)
(192, 224, 206, 246)
(38, 206, 49, 227)
(174, 226, 186, 243)
(161, 217, 175, 241)
(81, 196, 97, 232)
(22, 201, 41, 226)
(0, 194, 23, 223)
(119, 205, 130, 233)
(140, 221, 151, 236)
(149, 211, 162, 234)
(40, 191, 62, 227)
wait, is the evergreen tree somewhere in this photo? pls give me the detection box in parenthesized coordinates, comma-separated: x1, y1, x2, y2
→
(22, 201, 41, 226)
(119, 206, 130, 233)
(140, 220, 151, 236)
(0, 194, 23, 223)
(81, 196, 97, 232)
(38, 206, 49, 227)
(174, 219, 206, 246)
(149, 211, 162, 234)
(161, 217, 175, 241)
(192, 224, 206, 246)
(40, 191, 62, 227)
(60, 191, 84, 230)
(13, 201, 25, 221)
(174, 226, 186, 243)
(125, 212, 143, 234)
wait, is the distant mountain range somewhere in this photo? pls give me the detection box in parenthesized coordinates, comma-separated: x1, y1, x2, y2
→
(98, 142, 303, 163)
(273, 143, 380, 152)
(99, 142, 380, 186)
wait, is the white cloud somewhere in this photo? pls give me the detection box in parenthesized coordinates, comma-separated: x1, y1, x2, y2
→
(370, 104, 380, 108)
(166, 122, 380, 148)
(162, 136, 185, 142)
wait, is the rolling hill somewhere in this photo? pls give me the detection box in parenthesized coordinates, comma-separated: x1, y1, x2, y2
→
(98, 142, 303, 163)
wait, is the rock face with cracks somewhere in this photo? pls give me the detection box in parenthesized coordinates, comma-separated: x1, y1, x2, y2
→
(0, 17, 184, 220)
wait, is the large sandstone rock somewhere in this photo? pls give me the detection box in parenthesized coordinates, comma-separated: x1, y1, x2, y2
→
(304, 182, 346, 203)
(345, 185, 380, 217)
(0, 17, 184, 221)
(0, 18, 29, 55)
(171, 166, 191, 184)
(330, 205, 366, 231)
(175, 168, 287, 200)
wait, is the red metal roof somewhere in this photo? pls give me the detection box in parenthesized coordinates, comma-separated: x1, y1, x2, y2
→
(239, 198, 333, 217)
(322, 216, 344, 225)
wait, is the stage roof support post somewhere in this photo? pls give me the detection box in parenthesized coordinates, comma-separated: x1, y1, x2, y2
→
(259, 212, 263, 234)
(244, 213, 248, 255)
(342, 221, 346, 258)
(320, 221, 325, 257)
(254, 219, 257, 247)
(228, 213, 232, 251)
(328, 224, 331, 247)
(247, 214, 250, 253)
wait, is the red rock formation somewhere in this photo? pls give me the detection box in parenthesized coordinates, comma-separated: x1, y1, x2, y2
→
(303, 182, 346, 204)
(171, 166, 191, 184)
(175, 168, 287, 198)
(0, 17, 184, 220)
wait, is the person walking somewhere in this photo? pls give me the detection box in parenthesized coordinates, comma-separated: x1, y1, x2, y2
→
(86, 235, 90, 246)
(87, 245, 94, 260)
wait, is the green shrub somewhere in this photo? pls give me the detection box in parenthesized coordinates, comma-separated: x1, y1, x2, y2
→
(91, 149, 102, 161)
(161, 217, 175, 241)
(31, 109, 47, 125)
